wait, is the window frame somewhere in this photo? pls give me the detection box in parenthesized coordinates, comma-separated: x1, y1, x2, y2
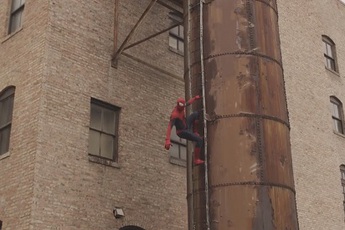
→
(330, 96, 344, 135)
(8, 0, 25, 35)
(0, 86, 15, 156)
(88, 98, 120, 162)
(168, 12, 184, 55)
(322, 35, 338, 73)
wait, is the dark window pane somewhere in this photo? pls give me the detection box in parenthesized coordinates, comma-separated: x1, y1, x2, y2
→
(332, 102, 340, 118)
(179, 25, 184, 38)
(324, 56, 329, 67)
(89, 99, 120, 162)
(88, 129, 100, 155)
(100, 134, 114, 159)
(170, 127, 180, 142)
(178, 40, 184, 52)
(333, 119, 343, 133)
(170, 26, 179, 36)
(102, 109, 116, 134)
(90, 104, 102, 130)
(169, 143, 179, 159)
(169, 36, 178, 50)
(0, 126, 11, 155)
(326, 58, 332, 69)
(0, 96, 14, 127)
(12, 0, 21, 12)
(330, 59, 336, 71)
(0, 88, 15, 99)
(9, 10, 23, 34)
(326, 43, 333, 57)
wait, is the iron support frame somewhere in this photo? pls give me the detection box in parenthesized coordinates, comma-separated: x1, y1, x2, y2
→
(112, 0, 158, 67)
(112, 0, 183, 67)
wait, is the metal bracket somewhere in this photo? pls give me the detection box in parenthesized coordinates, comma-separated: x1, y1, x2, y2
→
(123, 22, 183, 51)
(112, 0, 183, 68)
(112, 0, 158, 67)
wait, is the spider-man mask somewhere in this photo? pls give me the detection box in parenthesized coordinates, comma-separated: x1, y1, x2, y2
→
(176, 98, 185, 111)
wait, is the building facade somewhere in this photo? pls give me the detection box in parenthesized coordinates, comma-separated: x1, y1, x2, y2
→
(0, 0, 344, 229)
(279, 0, 345, 229)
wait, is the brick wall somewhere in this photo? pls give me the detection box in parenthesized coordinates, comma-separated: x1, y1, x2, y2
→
(31, 0, 187, 229)
(0, 0, 49, 229)
(279, 0, 345, 229)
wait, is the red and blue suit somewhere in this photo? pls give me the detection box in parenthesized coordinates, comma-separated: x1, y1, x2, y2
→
(165, 96, 204, 165)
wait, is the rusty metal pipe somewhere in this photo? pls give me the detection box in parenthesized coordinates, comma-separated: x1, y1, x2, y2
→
(184, 0, 194, 229)
(198, 0, 211, 229)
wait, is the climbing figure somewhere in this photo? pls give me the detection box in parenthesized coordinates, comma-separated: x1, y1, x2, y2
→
(165, 95, 205, 165)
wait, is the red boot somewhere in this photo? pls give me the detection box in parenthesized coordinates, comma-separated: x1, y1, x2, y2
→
(194, 147, 204, 165)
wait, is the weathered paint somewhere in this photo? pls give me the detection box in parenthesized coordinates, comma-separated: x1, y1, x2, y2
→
(184, 0, 300, 229)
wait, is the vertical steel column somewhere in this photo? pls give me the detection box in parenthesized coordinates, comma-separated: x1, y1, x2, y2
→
(198, 1, 211, 230)
(185, 0, 300, 229)
(185, 0, 210, 229)
(183, 0, 194, 229)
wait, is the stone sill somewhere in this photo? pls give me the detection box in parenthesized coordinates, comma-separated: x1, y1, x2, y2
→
(334, 131, 345, 139)
(0, 152, 10, 160)
(325, 67, 340, 77)
(169, 157, 186, 167)
(88, 155, 120, 168)
(1, 27, 23, 44)
(169, 47, 184, 57)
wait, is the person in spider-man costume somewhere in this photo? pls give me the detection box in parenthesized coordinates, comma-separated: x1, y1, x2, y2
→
(165, 95, 204, 165)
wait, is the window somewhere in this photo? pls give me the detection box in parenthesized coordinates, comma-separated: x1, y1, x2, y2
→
(169, 127, 187, 166)
(169, 11, 184, 54)
(8, 0, 25, 34)
(331, 96, 344, 134)
(169, 24, 184, 54)
(0, 87, 15, 155)
(88, 98, 120, 161)
(322, 35, 338, 72)
(340, 165, 345, 219)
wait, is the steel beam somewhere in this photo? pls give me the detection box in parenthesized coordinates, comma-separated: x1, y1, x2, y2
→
(157, 0, 182, 15)
(112, 0, 158, 66)
(123, 22, 182, 51)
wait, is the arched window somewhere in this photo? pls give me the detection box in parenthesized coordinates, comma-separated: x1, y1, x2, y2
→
(0, 86, 15, 155)
(119, 226, 145, 230)
(330, 96, 344, 134)
(322, 35, 338, 72)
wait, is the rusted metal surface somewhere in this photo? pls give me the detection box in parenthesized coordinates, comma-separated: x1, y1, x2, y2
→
(183, 0, 194, 229)
(184, 0, 299, 229)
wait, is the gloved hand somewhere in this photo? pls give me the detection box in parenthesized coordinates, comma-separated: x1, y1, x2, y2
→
(194, 95, 202, 100)
(165, 140, 172, 150)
